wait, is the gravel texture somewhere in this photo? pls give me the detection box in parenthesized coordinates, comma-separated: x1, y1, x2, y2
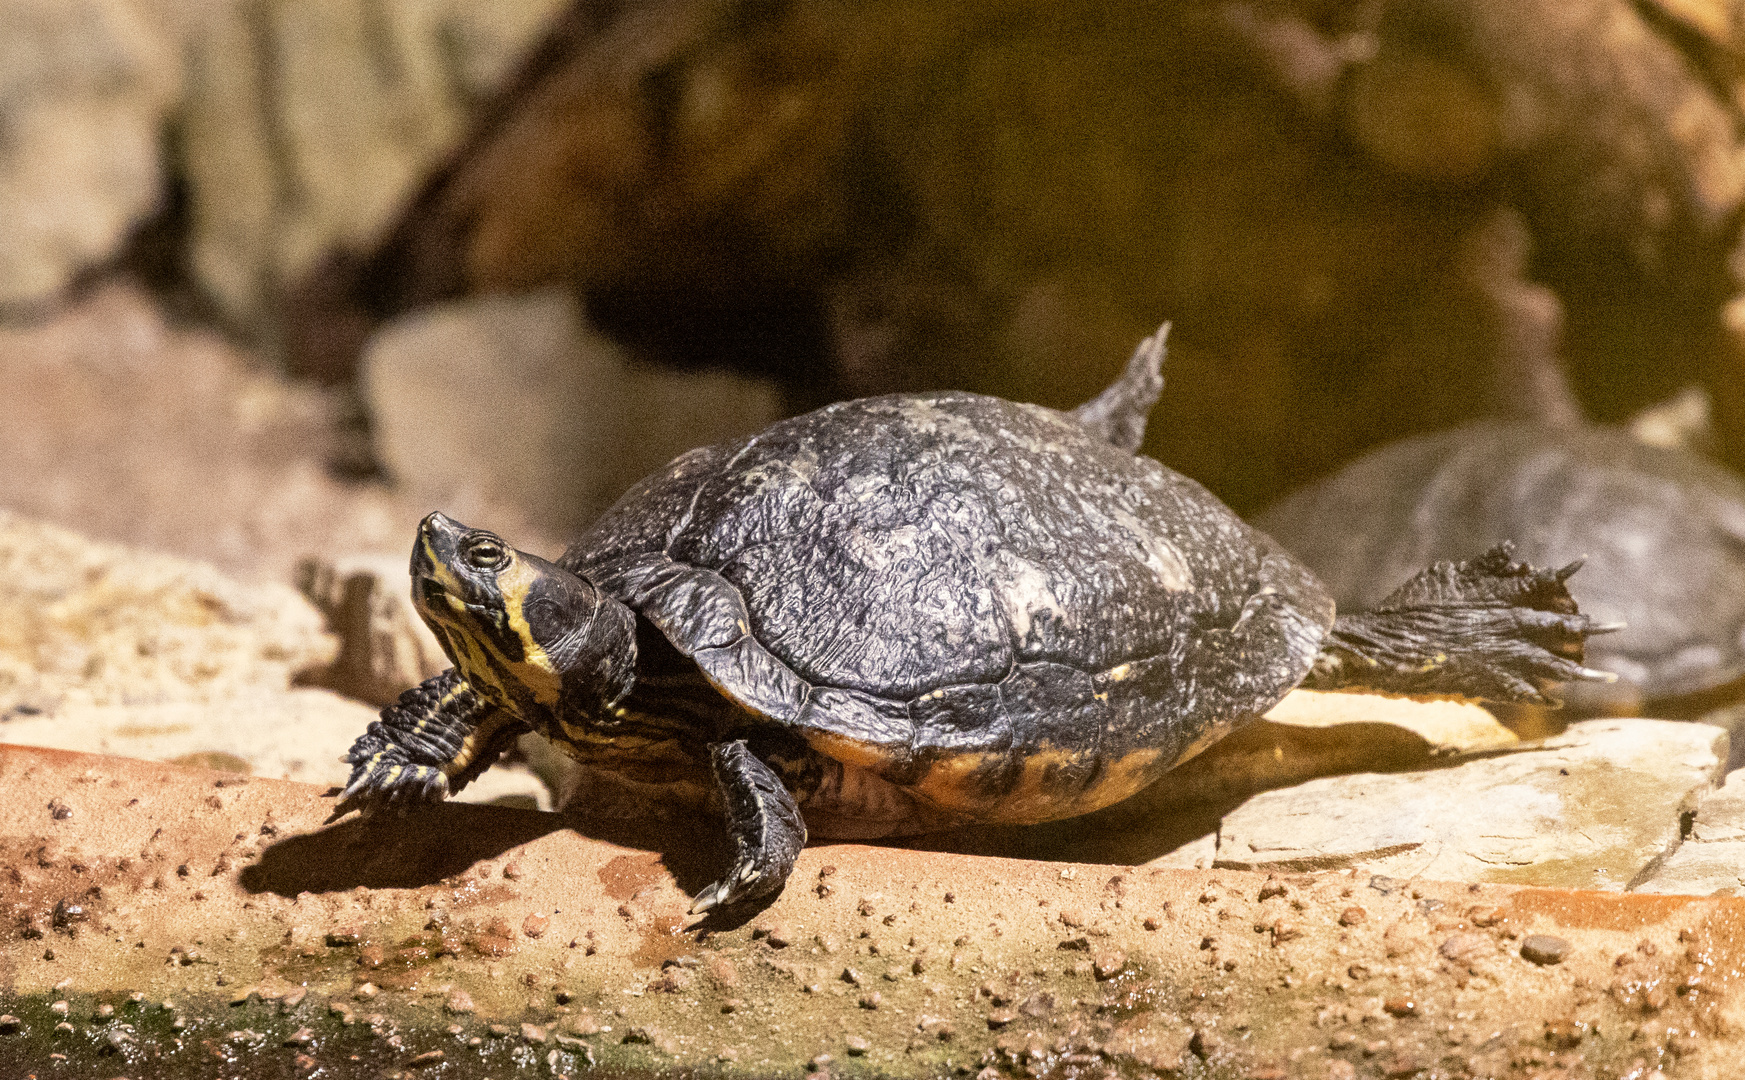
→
(4, 742, 1744, 1078)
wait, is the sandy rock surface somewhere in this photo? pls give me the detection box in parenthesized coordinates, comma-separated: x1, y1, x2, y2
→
(0, 510, 335, 718)
(0, 512, 551, 808)
(4, 742, 1745, 1078)
(1637, 769, 1745, 897)
(1216, 719, 1728, 889)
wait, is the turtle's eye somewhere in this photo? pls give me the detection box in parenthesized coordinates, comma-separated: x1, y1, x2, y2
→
(463, 537, 508, 570)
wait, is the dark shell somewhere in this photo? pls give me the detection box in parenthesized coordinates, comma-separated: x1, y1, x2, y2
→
(1257, 421, 1745, 701)
(563, 391, 1330, 817)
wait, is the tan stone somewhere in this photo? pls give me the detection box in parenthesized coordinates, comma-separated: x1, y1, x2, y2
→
(6, 741, 1745, 1076)
(1261, 689, 1518, 752)
(1633, 767, 1745, 896)
(0, 0, 178, 308)
(1215, 718, 1727, 888)
(0, 686, 551, 807)
(297, 554, 447, 705)
(0, 510, 335, 716)
(180, 0, 567, 326)
(362, 288, 781, 536)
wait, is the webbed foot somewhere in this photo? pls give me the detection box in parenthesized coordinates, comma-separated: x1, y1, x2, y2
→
(1307, 542, 1618, 705)
(690, 740, 807, 915)
(326, 731, 452, 823)
(325, 670, 526, 823)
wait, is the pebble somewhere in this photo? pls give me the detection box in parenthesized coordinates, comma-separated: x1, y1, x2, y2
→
(284, 1027, 315, 1047)
(521, 1023, 548, 1044)
(0, 1015, 18, 1033)
(523, 913, 549, 938)
(858, 992, 882, 1010)
(444, 991, 475, 1014)
(409, 1049, 445, 1065)
(1092, 951, 1127, 979)
(1382, 998, 1418, 1018)
(845, 1034, 870, 1054)
(1520, 935, 1571, 965)
(49, 1001, 68, 1017)
(1339, 906, 1367, 926)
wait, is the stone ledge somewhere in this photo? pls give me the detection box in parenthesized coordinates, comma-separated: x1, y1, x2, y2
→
(4, 742, 1743, 1077)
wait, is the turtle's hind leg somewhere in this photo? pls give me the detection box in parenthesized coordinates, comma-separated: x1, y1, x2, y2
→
(328, 669, 530, 821)
(1303, 543, 1618, 705)
(690, 740, 807, 914)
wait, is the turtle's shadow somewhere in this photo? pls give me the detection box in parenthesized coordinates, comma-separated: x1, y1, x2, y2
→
(239, 802, 726, 900)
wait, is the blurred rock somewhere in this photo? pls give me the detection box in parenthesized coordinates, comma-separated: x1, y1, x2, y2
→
(1215, 718, 1727, 889)
(0, 0, 177, 309)
(0, 513, 550, 806)
(179, 0, 567, 329)
(362, 288, 782, 536)
(2, 689, 369, 785)
(0, 284, 541, 581)
(1634, 767, 1745, 896)
(296, 553, 446, 705)
(309, 0, 1745, 512)
(0, 688, 551, 807)
(0, 510, 335, 717)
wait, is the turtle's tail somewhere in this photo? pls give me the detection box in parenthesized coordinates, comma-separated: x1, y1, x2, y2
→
(1301, 542, 1617, 706)
(1069, 324, 1168, 454)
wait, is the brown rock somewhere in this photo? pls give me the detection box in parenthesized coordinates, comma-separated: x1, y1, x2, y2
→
(1521, 935, 1571, 966)
(1093, 950, 1128, 979)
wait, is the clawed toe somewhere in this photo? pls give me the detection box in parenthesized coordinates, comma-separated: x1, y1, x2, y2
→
(324, 754, 450, 824)
(688, 861, 768, 915)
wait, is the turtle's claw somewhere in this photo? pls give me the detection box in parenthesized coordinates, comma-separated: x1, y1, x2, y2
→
(324, 745, 450, 824)
(688, 860, 765, 916)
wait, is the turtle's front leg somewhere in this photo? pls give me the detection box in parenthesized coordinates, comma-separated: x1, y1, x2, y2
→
(690, 740, 808, 914)
(328, 669, 530, 822)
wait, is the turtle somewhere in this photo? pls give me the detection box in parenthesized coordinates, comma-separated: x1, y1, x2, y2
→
(330, 329, 1611, 913)
(1256, 419, 1745, 718)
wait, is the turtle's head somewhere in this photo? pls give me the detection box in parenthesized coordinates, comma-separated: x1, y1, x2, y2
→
(410, 512, 636, 724)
